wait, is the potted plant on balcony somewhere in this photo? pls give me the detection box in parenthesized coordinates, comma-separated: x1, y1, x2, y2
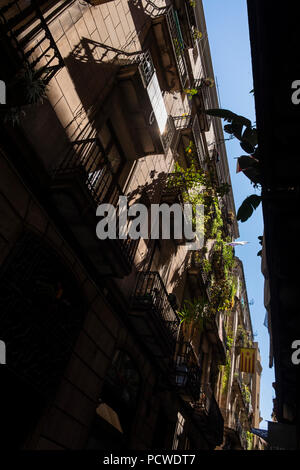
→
(7, 66, 48, 107)
(1, 65, 49, 125)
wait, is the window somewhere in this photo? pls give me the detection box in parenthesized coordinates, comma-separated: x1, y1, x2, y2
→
(98, 121, 125, 175)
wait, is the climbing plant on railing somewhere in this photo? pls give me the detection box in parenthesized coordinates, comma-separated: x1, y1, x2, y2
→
(168, 142, 231, 241)
(221, 345, 232, 393)
(169, 142, 237, 318)
(246, 431, 254, 450)
(236, 325, 253, 348)
(242, 383, 251, 404)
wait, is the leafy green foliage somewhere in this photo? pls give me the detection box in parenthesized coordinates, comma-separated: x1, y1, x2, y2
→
(183, 88, 199, 100)
(205, 108, 263, 202)
(21, 66, 48, 104)
(246, 431, 254, 450)
(236, 325, 253, 348)
(177, 298, 208, 325)
(240, 141, 255, 154)
(237, 194, 262, 222)
(257, 235, 263, 256)
(242, 127, 258, 148)
(168, 145, 231, 240)
(242, 383, 251, 404)
(237, 156, 261, 186)
(222, 351, 231, 392)
(205, 108, 252, 128)
(202, 259, 212, 274)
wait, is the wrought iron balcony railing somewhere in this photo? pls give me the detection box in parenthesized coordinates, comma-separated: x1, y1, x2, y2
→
(0, 0, 64, 83)
(132, 271, 180, 351)
(118, 50, 176, 154)
(184, 0, 197, 28)
(173, 114, 206, 168)
(194, 78, 214, 111)
(235, 415, 248, 449)
(189, 252, 212, 301)
(191, 78, 214, 131)
(233, 371, 253, 415)
(138, 51, 177, 151)
(53, 137, 138, 269)
(165, 7, 189, 88)
(54, 137, 116, 205)
(172, 0, 198, 49)
(193, 383, 224, 446)
(174, 343, 201, 401)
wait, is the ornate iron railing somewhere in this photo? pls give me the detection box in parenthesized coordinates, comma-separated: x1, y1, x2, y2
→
(133, 271, 180, 347)
(174, 343, 201, 401)
(185, 0, 197, 28)
(138, 51, 176, 152)
(166, 7, 188, 88)
(138, 50, 155, 87)
(53, 137, 138, 266)
(190, 252, 212, 301)
(194, 78, 213, 127)
(161, 115, 176, 152)
(194, 383, 224, 444)
(0, 0, 64, 83)
(235, 415, 248, 449)
(173, 114, 206, 167)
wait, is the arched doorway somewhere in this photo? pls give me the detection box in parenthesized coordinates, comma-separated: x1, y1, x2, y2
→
(0, 232, 85, 448)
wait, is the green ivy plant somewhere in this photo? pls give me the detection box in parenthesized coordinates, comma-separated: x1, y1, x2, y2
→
(222, 350, 231, 393)
(236, 325, 253, 348)
(168, 143, 231, 241)
(246, 431, 254, 450)
(242, 383, 251, 404)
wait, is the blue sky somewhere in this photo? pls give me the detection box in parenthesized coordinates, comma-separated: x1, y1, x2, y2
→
(202, 0, 275, 428)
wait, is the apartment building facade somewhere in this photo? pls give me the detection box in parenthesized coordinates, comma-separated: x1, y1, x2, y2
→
(216, 259, 262, 450)
(0, 0, 258, 450)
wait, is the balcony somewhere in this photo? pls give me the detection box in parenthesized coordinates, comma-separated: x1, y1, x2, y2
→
(188, 252, 212, 301)
(174, 342, 201, 401)
(235, 416, 248, 449)
(233, 371, 253, 415)
(173, 114, 206, 169)
(173, 0, 197, 49)
(222, 409, 247, 449)
(193, 383, 224, 447)
(147, 6, 189, 92)
(116, 51, 176, 157)
(51, 138, 138, 278)
(175, 0, 197, 48)
(206, 312, 227, 364)
(131, 272, 180, 360)
(0, 0, 64, 84)
(191, 79, 214, 132)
